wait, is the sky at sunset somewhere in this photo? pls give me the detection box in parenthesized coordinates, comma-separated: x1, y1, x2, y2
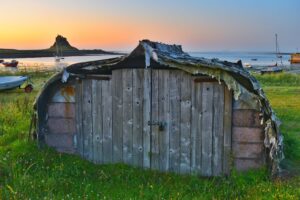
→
(1, 0, 299, 52)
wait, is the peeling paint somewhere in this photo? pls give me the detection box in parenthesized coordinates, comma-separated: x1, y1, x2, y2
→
(52, 85, 75, 103)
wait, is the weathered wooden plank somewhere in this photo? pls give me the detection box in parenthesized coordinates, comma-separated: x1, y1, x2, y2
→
(48, 103, 75, 118)
(212, 83, 224, 176)
(191, 79, 202, 174)
(232, 127, 263, 143)
(122, 69, 133, 164)
(102, 80, 113, 163)
(143, 69, 151, 168)
(75, 80, 83, 156)
(92, 80, 103, 163)
(223, 87, 233, 175)
(132, 69, 144, 167)
(232, 142, 264, 159)
(191, 79, 196, 174)
(82, 79, 93, 160)
(47, 118, 75, 134)
(158, 70, 170, 172)
(194, 77, 219, 83)
(45, 133, 75, 152)
(180, 72, 192, 174)
(169, 70, 181, 173)
(232, 109, 262, 128)
(234, 158, 263, 171)
(112, 69, 123, 162)
(196, 82, 203, 175)
(151, 69, 160, 170)
(201, 82, 214, 176)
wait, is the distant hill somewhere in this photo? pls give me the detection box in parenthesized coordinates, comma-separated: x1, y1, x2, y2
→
(48, 35, 79, 52)
(0, 35, 122, 59)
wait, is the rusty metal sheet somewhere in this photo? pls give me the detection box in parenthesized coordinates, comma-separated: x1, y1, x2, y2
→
(51, 85, 75, 103)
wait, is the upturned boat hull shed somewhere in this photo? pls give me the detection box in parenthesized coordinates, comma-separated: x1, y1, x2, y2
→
(34, 40, 284, 176)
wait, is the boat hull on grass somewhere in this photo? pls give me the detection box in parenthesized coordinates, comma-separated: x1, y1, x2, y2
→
(260, 66, 283, 75)
(0, 76, 28, 90)
(1, 60, 19, 68)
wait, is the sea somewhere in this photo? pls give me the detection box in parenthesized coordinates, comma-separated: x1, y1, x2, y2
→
(189, 52, 291, 66)
(0, 52, 293, 72)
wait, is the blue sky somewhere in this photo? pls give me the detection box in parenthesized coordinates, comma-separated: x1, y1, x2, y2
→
(1, 0, 299, 51)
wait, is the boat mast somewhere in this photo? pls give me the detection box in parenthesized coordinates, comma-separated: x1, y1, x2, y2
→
(59, 41, 63, 58)
(275, 33, 283, 65)
(56, 41, 59, 58)
(275, 34, 278, 55)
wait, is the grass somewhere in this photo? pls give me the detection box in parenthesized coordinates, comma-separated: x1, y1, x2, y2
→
(0, 71, 300, 199)
(253, 73, 300, 166)
(255, 72, 300, 87)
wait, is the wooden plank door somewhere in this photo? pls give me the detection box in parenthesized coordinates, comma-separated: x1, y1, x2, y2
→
(150, 70, 232, 176)
(75, 69, 232, 176)
(150, 70, 171, 171)
(150, 70, 192, 174)
(111, 69, 151, 168)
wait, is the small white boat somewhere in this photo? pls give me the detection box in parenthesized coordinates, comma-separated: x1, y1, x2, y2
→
(244, 63, 252, 68)
(0, 76, 28, 90)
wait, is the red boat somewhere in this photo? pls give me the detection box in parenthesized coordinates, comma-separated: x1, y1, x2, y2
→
(1, 60, 19, 68)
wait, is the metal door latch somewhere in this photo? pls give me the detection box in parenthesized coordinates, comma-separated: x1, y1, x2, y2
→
(148, 121, 166, 131)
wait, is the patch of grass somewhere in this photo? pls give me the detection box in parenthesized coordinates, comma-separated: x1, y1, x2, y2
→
(254, 72, 300, 87)
(262, 85, 300, 168)
(0, 71, 300, 199)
